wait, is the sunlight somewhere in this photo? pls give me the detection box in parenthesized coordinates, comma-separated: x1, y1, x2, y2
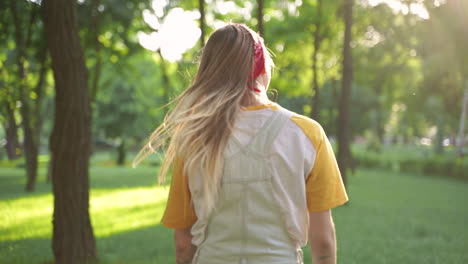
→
(152, 0, 168, 18)
(360, 25, 385, 47)
(409, 3, 429, 19)
(288, 0, 303, 16)
(0, 194, 52, 240)
(368, 0, 430, 19)
(137, 31, 160, 52)
(0, 186, 169, 240)
(213, 20, 228, 29)
(143, 9, 160, 30)
(90, 187, 168, 236)
(213, 1, 253, 22)
(138, 8, 201, 62)
(159, 8, 201, 62)
(434, 0, 447, 7)
(217, 1, 237, 15)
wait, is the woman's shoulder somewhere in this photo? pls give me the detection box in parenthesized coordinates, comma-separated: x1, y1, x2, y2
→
(278, 106, 326, 148)
(240, 102, 326, 147)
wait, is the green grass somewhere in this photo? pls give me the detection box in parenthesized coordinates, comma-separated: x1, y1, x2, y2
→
(0, 166, 173, 264)
(337, 170, 468, 264)
(1, 165, 467, 263)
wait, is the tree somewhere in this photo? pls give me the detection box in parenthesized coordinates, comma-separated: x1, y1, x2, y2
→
(413, 0, 468, 152)
(157, 49, 172, 105)
(337, 0, 354, 185)
(0, 60, 20, 160)
(42, 0, 97, 262)
(199, 0, 206, 47)
(9, 0, 40, 191)
(352, 3, 422, 144)
(448, 0, 468, 155)
(0, 16, 20, 160)
(458, 86, 468, 155)
(311, 0, 323, 121)
(96, 71, 139, 166)
(257, 0, 264, 36)
(81, 0, 152, 103)
(88, 0, 102, 104)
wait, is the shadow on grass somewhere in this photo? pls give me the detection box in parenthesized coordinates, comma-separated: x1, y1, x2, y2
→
(0, 237, 52, 264)
(97, 225, 174, 264)
(0, 225, 174, 264)
(0, 167, 51, 200)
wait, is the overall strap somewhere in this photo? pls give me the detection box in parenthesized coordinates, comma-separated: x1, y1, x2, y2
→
(227, 107, 281, 156)
(248, 106, 293, 156)
(226, 107, 294, 158)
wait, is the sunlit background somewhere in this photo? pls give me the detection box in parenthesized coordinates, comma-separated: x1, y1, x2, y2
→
(137, 0, 434, 61)
(1, 0, 467, 263)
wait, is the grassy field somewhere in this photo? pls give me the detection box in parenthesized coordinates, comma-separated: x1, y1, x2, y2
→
(1, 164, 467, 264)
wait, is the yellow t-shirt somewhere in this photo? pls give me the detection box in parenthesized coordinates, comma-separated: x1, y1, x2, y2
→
(161, 103, 348, 229)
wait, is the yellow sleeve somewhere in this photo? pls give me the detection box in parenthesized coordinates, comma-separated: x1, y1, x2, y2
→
(160, 157, 197, 229)
(291, 115, 349, 212)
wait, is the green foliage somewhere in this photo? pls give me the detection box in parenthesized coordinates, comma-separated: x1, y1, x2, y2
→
(1, 0, 467, 168)
(354, 144, 468, 180)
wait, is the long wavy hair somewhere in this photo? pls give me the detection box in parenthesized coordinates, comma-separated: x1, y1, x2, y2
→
(133, 24, 273, 216)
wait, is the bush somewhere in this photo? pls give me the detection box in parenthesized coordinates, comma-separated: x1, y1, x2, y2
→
(353, 146, 467, 180)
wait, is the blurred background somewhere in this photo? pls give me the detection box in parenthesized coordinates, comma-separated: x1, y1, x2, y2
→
(0, 0, 467, 263)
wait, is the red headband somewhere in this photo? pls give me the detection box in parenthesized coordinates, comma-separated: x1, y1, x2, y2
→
(247, 40, 266, 92)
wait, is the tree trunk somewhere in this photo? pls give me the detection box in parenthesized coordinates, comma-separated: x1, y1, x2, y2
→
(337, 0, 354, 186)
(20, 78, 39, 192)
(434, 118, 444, 154)
(43, 0, 97, 262)
(34, 43, 48, 160)
(199, 0, 205, 48)
(311, 0, 323, 121)
(89, 0, 102, 104)
(46, 153, 53, 183)
(116, 139, 126, 166)
(456, 82, 468, 155)
(88, 0, 102, 158)
(157, 49, 171, 104)
(3, 101, 20, 160)
(374, 85, 384, 144)
(90, 55, 102, 104)
(257, 0, 264, 37)
(10, 0, 39, 192)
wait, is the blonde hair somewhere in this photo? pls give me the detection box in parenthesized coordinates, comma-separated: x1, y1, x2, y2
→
(133, 24, 273, 216)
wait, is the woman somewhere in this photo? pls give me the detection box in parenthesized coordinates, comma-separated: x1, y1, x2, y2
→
(134, 23, 348, 264)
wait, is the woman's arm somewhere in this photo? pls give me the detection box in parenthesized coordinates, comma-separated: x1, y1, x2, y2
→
(174, 226, 197, 264)
(309, 209, 337, 264)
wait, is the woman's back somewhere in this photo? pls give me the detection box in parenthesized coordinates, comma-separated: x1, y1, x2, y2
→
(190, 105, 301, 264)
(162, 103, 347, 263)
(134, 24, 348, 264)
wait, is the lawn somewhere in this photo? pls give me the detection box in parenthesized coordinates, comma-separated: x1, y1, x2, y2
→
(1, 164, 467, 264)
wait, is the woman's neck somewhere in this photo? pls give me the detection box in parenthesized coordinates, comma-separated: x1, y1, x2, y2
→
(241, 90, 271, 108)
(251, 92, 271, 106)
(242, 74, 271, 107)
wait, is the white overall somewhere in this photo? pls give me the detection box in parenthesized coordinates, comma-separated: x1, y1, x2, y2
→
(189, 108, 305, 264)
